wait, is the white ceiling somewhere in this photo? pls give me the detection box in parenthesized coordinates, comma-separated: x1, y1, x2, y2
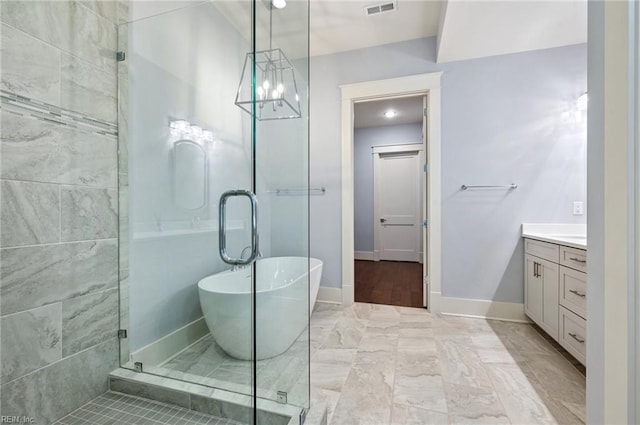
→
(436, 0, 587, 63)
(310, 0, 441, 57)
(131, 0, 587, 64)
(354, 95, 424, 128)
(210, 0, 441, 59)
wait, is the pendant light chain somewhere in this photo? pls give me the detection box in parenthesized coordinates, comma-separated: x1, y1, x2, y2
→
(269, 3, 273, 52)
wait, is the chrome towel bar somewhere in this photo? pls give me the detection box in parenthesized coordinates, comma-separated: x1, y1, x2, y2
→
(460, 184, 517, 190)
(268, 187, 326, 195)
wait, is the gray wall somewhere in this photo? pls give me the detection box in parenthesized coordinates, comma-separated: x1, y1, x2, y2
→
(0, 1, 121, 423)
(354, 123, 422, 252)
(310, 37, 587, 303)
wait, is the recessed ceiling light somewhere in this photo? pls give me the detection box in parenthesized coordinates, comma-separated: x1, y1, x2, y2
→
(272, 0, 286, 9)
(384, 110, 396, 119)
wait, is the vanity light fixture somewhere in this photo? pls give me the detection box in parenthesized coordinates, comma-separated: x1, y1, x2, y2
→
(235, 0, 301, 120)
(577, 92, 588, 112)
(384, 110, 397, 119)
(169, 120, 214, 144)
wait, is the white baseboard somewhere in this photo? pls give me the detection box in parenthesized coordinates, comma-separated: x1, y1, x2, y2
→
(342, 284, 354, 305)
(317, 286, 343, 304)
(436, 294, 529, 323)
(355, 251, 374, 261)
(131, 317, 209, 366)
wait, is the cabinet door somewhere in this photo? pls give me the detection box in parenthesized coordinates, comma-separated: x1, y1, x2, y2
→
(524, 255, 560, 341)
(559, 306, 586, 365)
(524, 254, 543, 324)
(540, 258, 559, 340)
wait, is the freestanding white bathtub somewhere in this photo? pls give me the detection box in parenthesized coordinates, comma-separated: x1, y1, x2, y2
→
(198, 257, 322, 360)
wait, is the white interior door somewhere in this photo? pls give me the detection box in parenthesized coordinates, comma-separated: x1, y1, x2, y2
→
(375, 147, 421, 262)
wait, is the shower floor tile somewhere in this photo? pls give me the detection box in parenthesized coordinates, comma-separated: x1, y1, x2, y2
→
(154, 333, 309, 403)
(54, 391, 246, 425)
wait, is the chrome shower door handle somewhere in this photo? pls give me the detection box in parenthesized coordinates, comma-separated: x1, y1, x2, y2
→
(219, 189, 259, 265)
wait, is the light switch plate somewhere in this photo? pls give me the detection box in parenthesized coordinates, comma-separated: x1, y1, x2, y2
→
(573, 201, 584, 216)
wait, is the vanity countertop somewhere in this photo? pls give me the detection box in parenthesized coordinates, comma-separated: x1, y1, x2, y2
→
(522, 223, 587, 250)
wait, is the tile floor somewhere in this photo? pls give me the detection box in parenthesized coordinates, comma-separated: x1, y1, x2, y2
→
(58, 302, 586, 425)
(151, 301, 587, 424)
(309, 302, 586, 425)
(152, 330, 309, 405)
(54, 391, 245, 425)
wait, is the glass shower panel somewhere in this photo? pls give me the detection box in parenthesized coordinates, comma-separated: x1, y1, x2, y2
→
(253, 0, 310, 413)
(119, 0, 256, 400)
(119, 0, 310, 420)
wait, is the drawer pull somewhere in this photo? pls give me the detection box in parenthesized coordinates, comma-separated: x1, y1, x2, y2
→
(569, 257, 586, 264)
(569, 289, 586, 298)
(569, 332, 585, 344)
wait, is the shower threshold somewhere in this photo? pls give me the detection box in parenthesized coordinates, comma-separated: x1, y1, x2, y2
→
(107, 368, 327, 425)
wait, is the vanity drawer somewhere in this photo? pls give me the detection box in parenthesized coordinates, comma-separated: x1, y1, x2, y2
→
(524, 239, 560, 263)
(559, 246, 587, 273)
(559, 306, 586, 365)
(559, 266, 586, 319)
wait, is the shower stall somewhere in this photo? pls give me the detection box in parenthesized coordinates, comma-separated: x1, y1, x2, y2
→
(117, 0, 311, 422)
(0, 0, 309, 421)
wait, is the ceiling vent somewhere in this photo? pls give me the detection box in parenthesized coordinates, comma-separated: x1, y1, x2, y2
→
(365, 1, 397, 16)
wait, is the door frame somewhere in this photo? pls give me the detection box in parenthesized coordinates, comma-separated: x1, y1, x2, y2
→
(630, 0, 640, 421)
(372, 143, 424, 263)
(340, 72, 442, 312)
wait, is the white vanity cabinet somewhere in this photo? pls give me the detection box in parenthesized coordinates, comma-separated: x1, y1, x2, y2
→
(524, 237, 587, 366)
(524, 240, 560, 340)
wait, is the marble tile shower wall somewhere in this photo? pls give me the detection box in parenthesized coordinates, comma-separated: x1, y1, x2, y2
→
(0, 2, 125, 424)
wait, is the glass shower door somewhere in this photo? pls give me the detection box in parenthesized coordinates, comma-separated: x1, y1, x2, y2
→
(252, 0, 310, 415)
(118, 0, 256, 406)
(118, 0, 309, 420)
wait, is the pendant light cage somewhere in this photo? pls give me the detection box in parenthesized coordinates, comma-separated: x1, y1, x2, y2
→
(235, 48, 302, 121)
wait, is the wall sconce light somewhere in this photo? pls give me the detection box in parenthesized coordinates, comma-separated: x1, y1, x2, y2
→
(577, 92, 588, 112)
(574, 92, 588, 123)
(169, 120, 214, 144)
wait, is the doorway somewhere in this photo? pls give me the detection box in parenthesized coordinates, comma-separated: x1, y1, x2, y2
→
(339, 72, 442, 311)
(353, 96, 426, 308)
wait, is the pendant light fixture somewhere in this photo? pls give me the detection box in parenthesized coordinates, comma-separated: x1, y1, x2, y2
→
(235, 0, 301, 120)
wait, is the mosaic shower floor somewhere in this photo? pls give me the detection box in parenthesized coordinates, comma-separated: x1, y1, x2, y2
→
(54, 392, 246, 425)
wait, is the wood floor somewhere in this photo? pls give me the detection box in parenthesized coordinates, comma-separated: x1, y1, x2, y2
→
(354, 260, 423, 308)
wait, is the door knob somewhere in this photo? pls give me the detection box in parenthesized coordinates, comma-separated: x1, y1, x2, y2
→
(380, 218, 387, 223)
